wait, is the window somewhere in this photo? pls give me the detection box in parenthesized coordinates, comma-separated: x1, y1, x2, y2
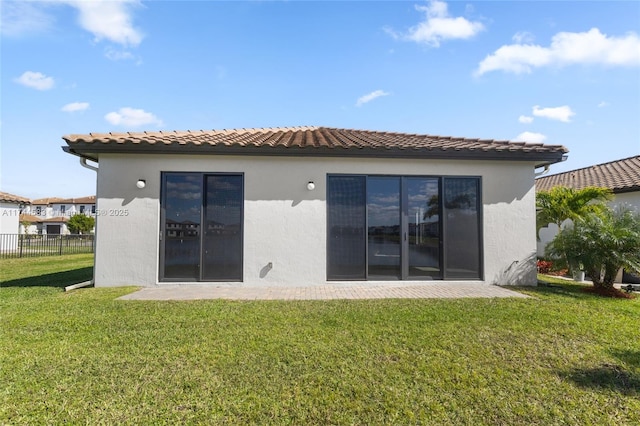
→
(327, 175, 482, 281)
(80, 205, 86, 214)
(35, 206, 42, 215)
(91, 205, 96, 214)
(60, 205, 66, 215)
(160, 173, 243, 282)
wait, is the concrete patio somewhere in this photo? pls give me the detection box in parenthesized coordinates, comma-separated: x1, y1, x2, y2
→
(118, 283, 529, 301)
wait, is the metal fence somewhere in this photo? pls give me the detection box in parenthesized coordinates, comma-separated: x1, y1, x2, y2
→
(0, 234, 95, 259)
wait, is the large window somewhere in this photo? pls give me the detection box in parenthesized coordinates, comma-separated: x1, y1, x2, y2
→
(327, 175, 482, 281)
(160, 173, 243, 282)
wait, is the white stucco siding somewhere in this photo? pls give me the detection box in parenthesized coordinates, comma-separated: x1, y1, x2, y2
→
(93, 153, 538, 287)
(1, 202, 21, 234)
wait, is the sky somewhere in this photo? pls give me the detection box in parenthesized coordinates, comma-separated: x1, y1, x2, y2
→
(1, 0, 639, 199)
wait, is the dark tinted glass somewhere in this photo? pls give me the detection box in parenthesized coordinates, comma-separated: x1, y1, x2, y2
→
(443, 178, 481, 279)
(367, 177, 401, 279)
(327, 176, 366, 279)
(202, 175, 243, 281)
(163, 174, 202, 279)
(407, 178, 441, 278)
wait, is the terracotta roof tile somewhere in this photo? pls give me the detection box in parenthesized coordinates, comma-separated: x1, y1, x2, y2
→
(19, 214, 40, 222)
(32, 197, 66, 205)
(536, 155, 640, 194)
(56, 196, 96, 204)
(63, 126, 568, 164)
(0, 191, 30, 204)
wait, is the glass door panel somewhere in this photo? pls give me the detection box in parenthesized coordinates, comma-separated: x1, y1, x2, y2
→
(202, 175, 243, 281)
(367, 177, 401, 279)
(407, 178, 441, 279)
(162, 174, 202, 280)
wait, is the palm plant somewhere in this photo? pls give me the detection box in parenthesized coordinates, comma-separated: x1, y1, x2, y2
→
(536, 186, 612, 271)
(536, 186, 612, 237)
(546, 206, 640, 288)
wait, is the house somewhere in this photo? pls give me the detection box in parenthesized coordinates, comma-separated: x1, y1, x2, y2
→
(0, 192, 30, 250)
(62, 126, 567, 288)
(535, 155, 640, 257)
(21, 196, 96, 235)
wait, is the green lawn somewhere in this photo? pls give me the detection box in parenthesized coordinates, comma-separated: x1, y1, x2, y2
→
(1, 256, 639, 424)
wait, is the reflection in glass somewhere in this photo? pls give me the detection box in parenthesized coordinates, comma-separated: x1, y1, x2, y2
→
(202, 175, 243, 281)
(444, 178, 481, 279)
(367, 177, 401, 279)
(163, 174, 202, 279)
(327, 176, 366, 279)
(407, 178, 441, 278)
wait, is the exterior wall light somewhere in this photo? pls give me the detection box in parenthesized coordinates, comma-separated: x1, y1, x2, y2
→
(136, 179, 146, 189)
(307, 181, 315, 191)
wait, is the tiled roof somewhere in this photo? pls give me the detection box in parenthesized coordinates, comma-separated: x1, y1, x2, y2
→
(32, 197, 66, 205)
(40, 217, 68, 223)
(63, 126, 568, 165)
(19, 214, 40, 223)
(536, 155, 640, 194)
(55, 196, 96, 204)
(0, 191, 30, 204)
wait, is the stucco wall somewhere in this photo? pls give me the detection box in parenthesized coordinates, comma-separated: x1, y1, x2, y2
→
(94, 154, 539, 287)
(0, 202, 20, 234)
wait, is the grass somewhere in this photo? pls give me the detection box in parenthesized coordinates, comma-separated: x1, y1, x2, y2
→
(1, 257, 639, 424)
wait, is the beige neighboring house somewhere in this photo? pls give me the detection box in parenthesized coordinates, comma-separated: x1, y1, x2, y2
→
(62, 126, 567, 288)
(21, 196, 96, 235)
(536, 155, 640, 283)
(535, 155, 640, 258)
(1, 192, 31, 241)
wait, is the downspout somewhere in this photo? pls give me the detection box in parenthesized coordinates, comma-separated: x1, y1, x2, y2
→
(67, 157, 99, 291)
(534, 164, 550, 177)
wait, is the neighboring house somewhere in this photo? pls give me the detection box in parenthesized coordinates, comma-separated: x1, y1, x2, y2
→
(62, 126, 567, 288)
(21, 196, 96, 235)
(535, 155, 640, 257)
(0, 192, 31, 251)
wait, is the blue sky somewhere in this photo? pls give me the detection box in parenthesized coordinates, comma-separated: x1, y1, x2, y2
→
(2, 0, 639, 199)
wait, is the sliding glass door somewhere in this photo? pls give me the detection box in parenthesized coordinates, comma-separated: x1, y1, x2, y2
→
(327, 175, 481, 281)
(161, 173, 243, 282)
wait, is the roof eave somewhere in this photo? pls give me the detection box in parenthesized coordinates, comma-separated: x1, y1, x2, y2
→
(62, 143, 568, 165)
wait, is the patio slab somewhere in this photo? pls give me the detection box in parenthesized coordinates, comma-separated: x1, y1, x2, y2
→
(118, 283, 529, 301)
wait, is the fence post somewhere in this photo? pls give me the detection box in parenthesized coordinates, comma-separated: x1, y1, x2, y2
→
(59, 235, 63, 255)
(19, 234, 24, 258)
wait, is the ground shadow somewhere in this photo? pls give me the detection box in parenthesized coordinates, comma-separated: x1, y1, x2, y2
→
(559, 350, 640, 396)
(0, 267, 93, 289)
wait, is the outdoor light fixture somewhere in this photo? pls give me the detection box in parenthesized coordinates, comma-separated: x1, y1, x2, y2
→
(307, 181, 315, 191)
(136, 179, 146, 189)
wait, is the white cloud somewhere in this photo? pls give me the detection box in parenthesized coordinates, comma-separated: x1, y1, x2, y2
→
(518, 115, 534, 124)
(356, 90, 390, 107)
(512, 31, 534, 44)
(0, 1, 55, 37)
(65, 0, 144, 47)
(532, 105, 575, 123)
(61, 102, 90, 112)
(14, 71, 55, 90)
(598, 101, 610, 108)
(514, 132, 547, 143)
(104, 47, 135, 61)
(386, 0, 484, 47)
(476, 28, 640, 75)
(105, 107, 163, 127)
